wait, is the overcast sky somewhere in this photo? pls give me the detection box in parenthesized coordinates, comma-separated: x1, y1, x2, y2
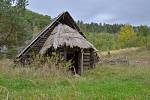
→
(27, 0, 150, 25)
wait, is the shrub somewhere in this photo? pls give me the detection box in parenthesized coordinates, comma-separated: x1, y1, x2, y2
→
(14, 53, 73, 79)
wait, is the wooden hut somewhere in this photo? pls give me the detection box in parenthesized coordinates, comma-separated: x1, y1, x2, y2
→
(16, 11, 99, 74)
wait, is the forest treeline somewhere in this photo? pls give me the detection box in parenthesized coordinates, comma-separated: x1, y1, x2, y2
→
(0, 0, 150, 58)
(79, 22, 150, 51)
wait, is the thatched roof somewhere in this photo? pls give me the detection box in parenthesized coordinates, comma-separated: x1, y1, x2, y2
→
(16, 11, 98, 60)
(40, 24, 97, 54)
(16, 11, 85, 59)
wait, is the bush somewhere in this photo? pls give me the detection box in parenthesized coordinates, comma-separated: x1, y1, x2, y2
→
(86, 33, 117, 51)
(14, 54, 73, 79)
(146, 35, 150, 50)
(6, 47, 18, 59)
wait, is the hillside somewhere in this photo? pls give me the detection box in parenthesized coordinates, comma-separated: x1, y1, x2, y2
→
(1, 0, 150, 58)
(0, 48, 150, 99)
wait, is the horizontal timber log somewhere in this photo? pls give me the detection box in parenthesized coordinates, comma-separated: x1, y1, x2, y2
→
(83, 59, 90, 62)
(83, 62, 90, 65)
(83, 56, 90, 59)
(83, 53, 90, 56)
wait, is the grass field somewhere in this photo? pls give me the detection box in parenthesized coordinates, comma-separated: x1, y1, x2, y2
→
(0, 48, 150, 100)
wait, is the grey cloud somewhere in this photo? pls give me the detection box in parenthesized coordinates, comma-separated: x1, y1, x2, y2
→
(27, 0, 150, 25)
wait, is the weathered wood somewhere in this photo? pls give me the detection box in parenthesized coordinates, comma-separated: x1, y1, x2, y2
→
(81, 49, 84, 74)
(83, 62, 90, 65)
(102, 56, 129, 65)
(83, 53, 90, 56)
(64, 47, 67, 60)
(83, 56, 90, 59)
(83, 59, 90, 62)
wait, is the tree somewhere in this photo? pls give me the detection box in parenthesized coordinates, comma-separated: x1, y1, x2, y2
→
(0, 0, 28, 46)
(138, 25, 150, 48)
(118, 24, 137, 48)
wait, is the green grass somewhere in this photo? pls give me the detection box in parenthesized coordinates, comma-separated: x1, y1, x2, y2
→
(0, 48, 150, 100)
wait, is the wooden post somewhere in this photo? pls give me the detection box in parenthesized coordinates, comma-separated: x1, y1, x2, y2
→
(81, 49, 84, 74)
(64, 47, 67, 60)
(92, 51, 95, 68)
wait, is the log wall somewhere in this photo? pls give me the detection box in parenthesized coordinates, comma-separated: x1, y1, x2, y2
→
(83, 49, 95, 71)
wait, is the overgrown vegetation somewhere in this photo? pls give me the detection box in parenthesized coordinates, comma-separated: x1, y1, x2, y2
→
(85, 32, 117, 51)
(0, 48, 150, 99)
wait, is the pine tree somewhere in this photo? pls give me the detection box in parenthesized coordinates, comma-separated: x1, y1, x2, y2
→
(0, 0, 28, 46)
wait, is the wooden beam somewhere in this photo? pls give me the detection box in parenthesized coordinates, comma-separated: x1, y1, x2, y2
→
(64, 47, 67, 60)
(81, 49, 84, 74)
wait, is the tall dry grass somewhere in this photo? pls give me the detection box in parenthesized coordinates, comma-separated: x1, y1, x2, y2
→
(0, 55, 73, 81)
(0, 56, 77, 99)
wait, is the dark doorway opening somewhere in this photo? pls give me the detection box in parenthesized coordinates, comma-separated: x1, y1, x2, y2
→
(66, 49, 80, 74)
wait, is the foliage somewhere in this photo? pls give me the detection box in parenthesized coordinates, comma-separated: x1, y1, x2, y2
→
(118, 25, 137, 48)
(86, 32, 117, 51)
(146, 35, 150, 50)
(0, 0, 51, 47)
(137, 25, 150, 48)
(0, 0, 52, 58)
(24, 10, 51, 34)
(138, 25, 150, 37)
(0, 0, 29, 46)
(77, 21, 124, 34)
(28, 53, 72, 70)
(78, 22, 150, 50)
